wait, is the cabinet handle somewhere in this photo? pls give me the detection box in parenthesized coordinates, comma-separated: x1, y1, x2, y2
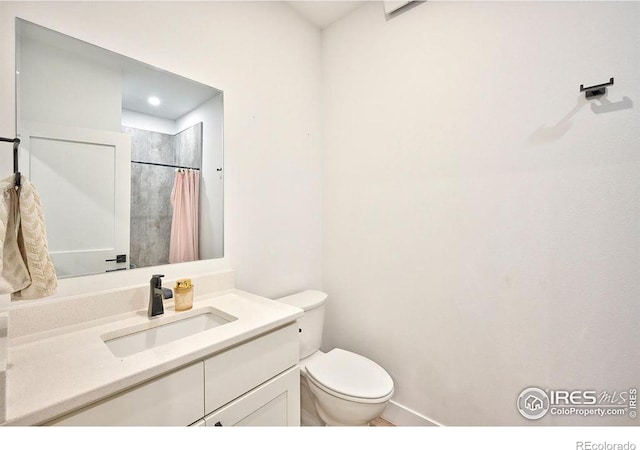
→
(214, 421, 223, 426)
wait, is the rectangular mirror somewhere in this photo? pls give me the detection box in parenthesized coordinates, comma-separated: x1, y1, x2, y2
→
(15, 18, 224, 279)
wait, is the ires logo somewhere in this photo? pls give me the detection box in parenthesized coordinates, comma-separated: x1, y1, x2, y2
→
(549, 390, 597, 405)
(517, 387, 638, 420)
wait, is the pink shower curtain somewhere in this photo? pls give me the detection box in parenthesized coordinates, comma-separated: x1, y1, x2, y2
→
(169, 169, 200, 263)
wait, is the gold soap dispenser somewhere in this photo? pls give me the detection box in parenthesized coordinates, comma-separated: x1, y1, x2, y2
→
(174, 279, 194, 311)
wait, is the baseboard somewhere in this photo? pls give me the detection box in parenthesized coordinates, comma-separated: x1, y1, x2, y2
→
(381, 400, 443, 427)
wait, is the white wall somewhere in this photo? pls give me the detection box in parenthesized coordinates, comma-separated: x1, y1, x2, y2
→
(0, 1, 323, 304)
(323, 1, 640, 426)
(177, 95, 224, 261)
(18, 31, 122, 132)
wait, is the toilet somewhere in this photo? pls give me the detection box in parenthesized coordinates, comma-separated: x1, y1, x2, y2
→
(276, 290, 394, 426)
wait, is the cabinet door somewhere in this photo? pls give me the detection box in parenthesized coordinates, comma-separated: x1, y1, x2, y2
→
(204, 367, 300, 427)
(48, 362, 204, 426)
(204, 323, 298, 414)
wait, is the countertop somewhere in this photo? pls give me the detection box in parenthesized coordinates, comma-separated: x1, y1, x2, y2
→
(4, 288, 302, 426)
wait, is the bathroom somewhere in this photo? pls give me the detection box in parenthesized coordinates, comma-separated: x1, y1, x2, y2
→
(0, 0, 638, 447)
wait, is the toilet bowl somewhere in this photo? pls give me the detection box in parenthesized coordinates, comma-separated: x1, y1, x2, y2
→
(276, 290, 394, 426)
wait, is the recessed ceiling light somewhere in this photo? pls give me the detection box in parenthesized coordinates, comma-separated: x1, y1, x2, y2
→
(148, 96, 161, 106)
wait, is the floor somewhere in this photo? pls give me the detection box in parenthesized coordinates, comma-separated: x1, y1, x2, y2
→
(370, 417, 394, 426)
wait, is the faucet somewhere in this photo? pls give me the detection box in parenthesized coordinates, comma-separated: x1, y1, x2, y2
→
(148, 274, 173, 317)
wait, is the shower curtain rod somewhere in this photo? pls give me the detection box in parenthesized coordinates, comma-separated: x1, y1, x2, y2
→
(131, 160, 200, 171)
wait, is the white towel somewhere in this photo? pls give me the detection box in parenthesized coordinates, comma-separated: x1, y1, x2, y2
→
(0, 177, 30, 294)
(0, 175, 57, 300)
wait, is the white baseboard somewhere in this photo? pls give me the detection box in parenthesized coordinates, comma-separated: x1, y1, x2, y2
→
(381, 400, 443, 427)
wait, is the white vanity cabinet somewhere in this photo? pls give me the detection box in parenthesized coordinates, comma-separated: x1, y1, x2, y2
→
(204, 367, 299, 427)
(46, 323, 300, 426)
(203, 322, 299, 413)
(49, 362, 205, 426)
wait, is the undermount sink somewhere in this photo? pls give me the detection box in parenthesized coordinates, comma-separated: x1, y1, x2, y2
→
(103, 309, 236, 358)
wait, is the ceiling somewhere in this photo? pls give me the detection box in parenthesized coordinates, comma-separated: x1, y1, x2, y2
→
(286, 1, 367, 29)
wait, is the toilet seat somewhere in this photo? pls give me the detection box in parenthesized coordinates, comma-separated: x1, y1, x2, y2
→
(305, 349, 394, 404)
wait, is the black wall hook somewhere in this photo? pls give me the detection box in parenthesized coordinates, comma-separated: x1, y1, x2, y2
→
(1, 137, 21, 188)
(580, 78, 614, 99)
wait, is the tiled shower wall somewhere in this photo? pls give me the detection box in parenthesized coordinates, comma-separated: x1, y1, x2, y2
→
(124, 122, 202, 268)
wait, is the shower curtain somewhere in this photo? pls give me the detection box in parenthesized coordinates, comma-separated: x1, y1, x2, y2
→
(169, 169, 200, 263)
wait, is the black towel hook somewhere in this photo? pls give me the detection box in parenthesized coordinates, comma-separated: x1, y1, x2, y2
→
(580, 78, 614, 99)
(1, 136, 21, 188)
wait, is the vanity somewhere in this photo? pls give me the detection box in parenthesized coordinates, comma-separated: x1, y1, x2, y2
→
(2, 271, 303, 426)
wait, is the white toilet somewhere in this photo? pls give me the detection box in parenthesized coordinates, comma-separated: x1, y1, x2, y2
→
(276, 290, 394, 426)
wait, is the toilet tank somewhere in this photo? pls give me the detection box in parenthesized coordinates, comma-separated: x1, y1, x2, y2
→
(275, 290, 327, 359)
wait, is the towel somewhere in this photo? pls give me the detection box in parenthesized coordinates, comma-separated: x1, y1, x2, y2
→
(0, 175, 57, 300)
(0, 177, 30, 294)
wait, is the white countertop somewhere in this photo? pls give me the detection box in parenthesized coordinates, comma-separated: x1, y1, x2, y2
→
(4, 288, 302, 426)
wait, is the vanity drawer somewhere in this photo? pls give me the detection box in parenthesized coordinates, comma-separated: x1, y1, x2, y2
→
(48, 362, 204, 426)
(204, 366, 300, 426)
(204, 323, 298, 415)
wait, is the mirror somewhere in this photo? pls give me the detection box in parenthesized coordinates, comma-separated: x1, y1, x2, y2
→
(15, 19, 224, 279)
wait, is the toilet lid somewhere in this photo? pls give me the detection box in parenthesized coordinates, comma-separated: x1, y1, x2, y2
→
(305, 348, 394, 400)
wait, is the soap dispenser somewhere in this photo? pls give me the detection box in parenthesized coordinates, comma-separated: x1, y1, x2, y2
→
(174, 279, 194, 311)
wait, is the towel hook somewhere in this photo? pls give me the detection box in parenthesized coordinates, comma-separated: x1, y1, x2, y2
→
(580, 77, 614, 99)
(1, 136, 21, 188)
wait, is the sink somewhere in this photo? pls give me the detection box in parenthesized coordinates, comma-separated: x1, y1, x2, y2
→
(103, 309, 236, 358)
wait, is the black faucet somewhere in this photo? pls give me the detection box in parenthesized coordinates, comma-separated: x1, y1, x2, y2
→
(148, 274, 173, 317)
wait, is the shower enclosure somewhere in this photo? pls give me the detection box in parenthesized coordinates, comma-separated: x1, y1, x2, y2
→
(125, 122, 203, 269)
